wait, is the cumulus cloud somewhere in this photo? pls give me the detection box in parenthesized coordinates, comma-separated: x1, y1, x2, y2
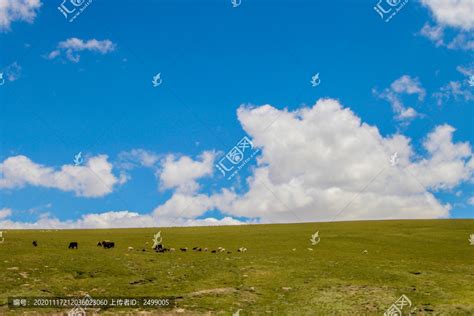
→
(155, 100, 472, 223)
(0, 0, 41, 31)
(0, 210, 245, 229)
(0, 154, 125, 197)
(4, 100, 473, 228)
(373, 75, 425, 122)
(157, 151, 216, 194)
(46, 38, 116, 63)
(407, 125, 473, 190)
(153, 193, 216, 219)
(211, 101, 464, 222)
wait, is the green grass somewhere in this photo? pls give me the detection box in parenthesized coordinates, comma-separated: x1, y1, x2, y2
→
(0, 219, 473, 315)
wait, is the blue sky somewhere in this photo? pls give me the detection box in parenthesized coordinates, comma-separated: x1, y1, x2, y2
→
(0, 0, 473, 228)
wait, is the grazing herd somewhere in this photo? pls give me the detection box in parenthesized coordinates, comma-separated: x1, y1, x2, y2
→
(151, 244, 244, 254)
(29, 239, 248, 254)
(173, 246, 247, 254)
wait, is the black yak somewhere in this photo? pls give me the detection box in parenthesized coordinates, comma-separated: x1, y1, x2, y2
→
(102, 241, 115, 249)
(32, 241, 38, 247)
(68, 242, 78, 249)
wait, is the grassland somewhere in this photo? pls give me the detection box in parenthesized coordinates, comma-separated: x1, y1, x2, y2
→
(0, 219, 473, 315)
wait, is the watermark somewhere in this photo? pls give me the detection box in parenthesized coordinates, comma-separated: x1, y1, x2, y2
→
(469, 234, 474, 245)
(311, 73, 321, 87)
(216, 136, 260, 180)
(0, 72, 5, 86)
(152, 73, 162, 87)
(58, 0, 93, 23)
(373, 0, 408, 23)
(8, 297, 174, 309)
(68, 305, 86, 316)
(231, 0, 242, 8)
(389, 152, 399, 166)
(310, 231, 320, 245)
(384, 294, 412, 316)
(68, 294, 93, 315)
(152, 231, 162, 250)
(469, 75, 474, 87)
(0, 231, 4, 244)
(73, 152, 83, 166)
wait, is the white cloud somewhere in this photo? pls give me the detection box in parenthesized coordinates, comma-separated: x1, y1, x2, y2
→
(446, 33, 474, 51)
(4, 100, 473, 227)
(0, 207, 12, 219)
(182, 216, 245, 226)
(390, 75, 426, 100)
(47, 38, 116, 63)
(153, 193, 216, 219)
(433, 81, 474, 106)
(420, 26, 474, 51)
(420, 0, 474, 30)
(158, 151, 216, 194)
(157, 100, 472, 223)
(420, 23, 444, 46)
(0, 0, 41, 32)
(374, 75, 425, 122)
(212, 100, 465, 222)
(407, 125, 473, 190)
(456, 64, 474, 77)
(3, 61, 22, 81)
(118, 149, 160, 170)
(419, 1, 474, 51)
(468, 197, 474, 206)
(0, 210, 246, 229)
(0, 154, 125, 197)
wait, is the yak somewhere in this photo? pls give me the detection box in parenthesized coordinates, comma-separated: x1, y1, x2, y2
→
(102, 241, 115, 249)
(97, 240, 114, 248)
(68, 242, 78, 249)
